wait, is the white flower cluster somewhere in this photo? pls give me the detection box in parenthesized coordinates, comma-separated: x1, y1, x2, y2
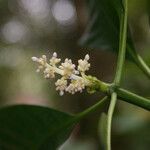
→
(32, 52, 91, 96)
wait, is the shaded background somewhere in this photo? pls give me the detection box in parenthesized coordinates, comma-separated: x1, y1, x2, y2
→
(0, 0, 149, 149)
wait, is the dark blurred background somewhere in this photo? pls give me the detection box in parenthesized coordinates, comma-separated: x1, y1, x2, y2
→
(0, 0, 149, 149)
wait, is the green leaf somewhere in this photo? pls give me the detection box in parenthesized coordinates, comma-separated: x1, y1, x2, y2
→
(0, 105, 76, 150)
(80, 0, 135, 55)
(80, 0, 123, 51)
(98, 113, 108, 149)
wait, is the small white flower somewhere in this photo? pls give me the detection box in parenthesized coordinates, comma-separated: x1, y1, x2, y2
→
(53, 52, 57, 57)
(42, 55, 47, 60)
(78, 54, 90, 73)
(50, 52, 61, 66)
(32, 57, 39, 62)
(59, 58, 77, 78)
(44, 67, 55, 78)
(66, 78, 85, 94)
(55, 77, 67, 96)
(35, 65, 44, 73)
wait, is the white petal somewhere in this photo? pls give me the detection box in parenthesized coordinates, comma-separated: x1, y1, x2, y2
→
(32, 57, 38, 62)
(53, 52, 57, 57)
(85, 54, 89, 61)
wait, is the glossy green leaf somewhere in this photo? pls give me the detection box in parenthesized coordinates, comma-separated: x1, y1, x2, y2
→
(0, 105, 76, 150)
(80, 0, 135, 56)
(80, 0, 123, 51)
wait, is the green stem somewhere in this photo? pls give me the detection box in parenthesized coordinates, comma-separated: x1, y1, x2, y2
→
(116, 88, 150, 110)
(114, 5, 128, 84)
(76, 96, 108, 120)
(106, 0, 128, 150)
(127, 45, 150, 79)
(93, 80, 150, 110)
(106, 92, 117, 150)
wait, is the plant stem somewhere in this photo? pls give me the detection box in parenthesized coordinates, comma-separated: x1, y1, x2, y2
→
(114, 6, 128, 84)
(106, 92, 117, 150)
(127, 45, 150, 79)
(76, 96, 108, 120)
(116, 88, 150, 110)
(73, 86, 149, 124)
(93, 80, 150, 110)
(106, 0, 128, 150)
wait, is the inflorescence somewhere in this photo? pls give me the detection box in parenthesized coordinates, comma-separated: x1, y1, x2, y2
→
(32, 52, 91, 96)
